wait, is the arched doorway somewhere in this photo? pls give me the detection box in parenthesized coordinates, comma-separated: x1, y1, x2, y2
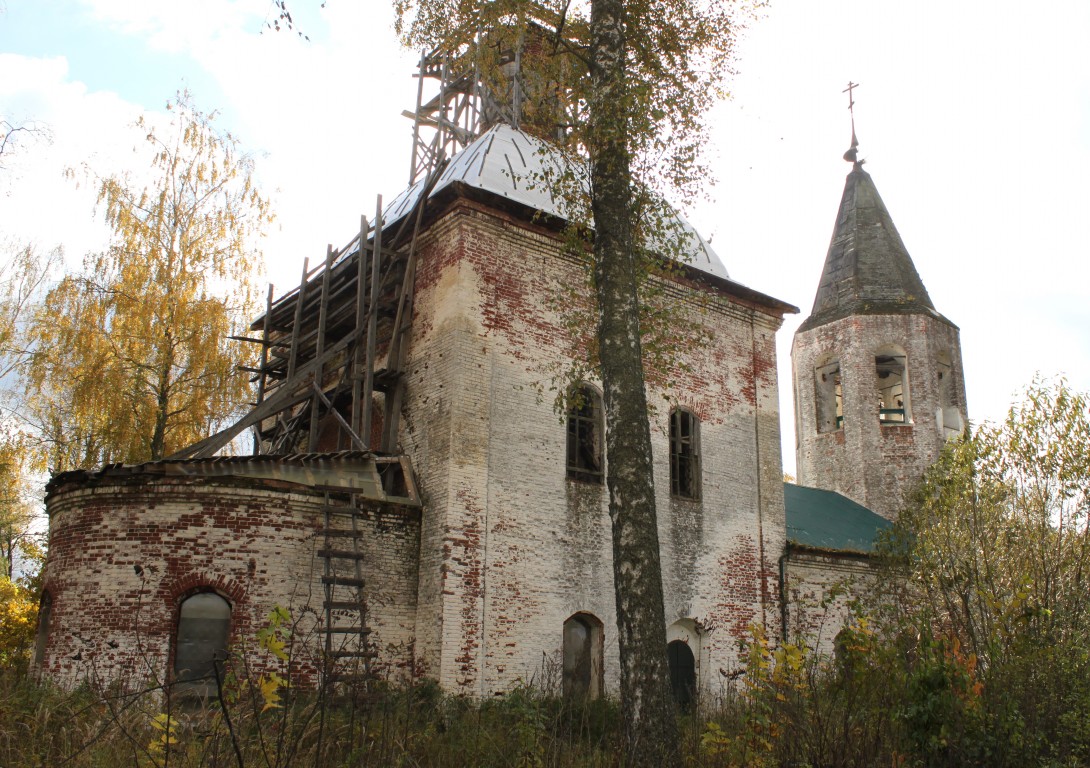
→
(667, 639, 696, 710)
(563, 613, 603, 699)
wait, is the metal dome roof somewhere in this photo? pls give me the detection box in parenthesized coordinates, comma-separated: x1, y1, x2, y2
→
(383, 124, 730, 280)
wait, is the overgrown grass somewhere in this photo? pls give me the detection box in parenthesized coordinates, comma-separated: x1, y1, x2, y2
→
(5, 635, 1090, 768)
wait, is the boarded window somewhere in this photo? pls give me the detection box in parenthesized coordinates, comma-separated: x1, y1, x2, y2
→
(815, 361, 843, 433)
(563, 613, 603, 700)
(175, 592, 231, 693)
(876, 354, 909, 424)
(566, 385, 603, 483)
(670, 409, 701, 500)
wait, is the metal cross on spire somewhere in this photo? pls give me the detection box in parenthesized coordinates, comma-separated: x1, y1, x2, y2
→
(842, 81, 861, 165)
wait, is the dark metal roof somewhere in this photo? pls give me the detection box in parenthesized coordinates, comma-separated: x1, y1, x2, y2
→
(798, 163, 953, 333)
(46, 451, 420, 507)
(783, 482, 891, 554)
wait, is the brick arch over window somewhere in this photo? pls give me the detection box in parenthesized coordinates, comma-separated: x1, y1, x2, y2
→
(669, 408, 701, 500)
(171, 572, 246, 606)
(566, 384, 603, 484)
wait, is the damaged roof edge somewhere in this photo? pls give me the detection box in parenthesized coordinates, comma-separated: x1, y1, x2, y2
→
(46, 451, 421, 508)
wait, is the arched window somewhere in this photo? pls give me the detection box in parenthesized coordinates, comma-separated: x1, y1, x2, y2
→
(667, 640, 696, 711)
(814, 359, 843, 433)
(875, 350, 910, 424)
(669, 409, 701, 500)
(175, 592, 231, 693)
(33, 591, 52, 667)
(566, 385, 603, 483)
(563, 612, 604, 700)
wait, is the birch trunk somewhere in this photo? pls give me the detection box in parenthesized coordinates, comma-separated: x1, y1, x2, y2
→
(589, 0, 679, 763)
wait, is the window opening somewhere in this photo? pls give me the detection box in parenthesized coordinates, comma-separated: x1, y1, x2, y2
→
(667, 640, 696, 711)
(563, 613, 603, 699)
(876, 354, 908, 424)
(670, 409, 701, 500)
(936, 352, 962, 437)
(815, 361, 843, 433)
(566, 385, 603, 483)
(175, 592, 231, 694)
(33, 591, 52, 667)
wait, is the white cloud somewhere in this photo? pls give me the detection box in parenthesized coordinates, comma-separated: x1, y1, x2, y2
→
(4, 0, 1090, 478)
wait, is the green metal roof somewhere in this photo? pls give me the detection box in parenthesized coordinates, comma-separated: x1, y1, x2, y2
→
(783, 482, 892, 554)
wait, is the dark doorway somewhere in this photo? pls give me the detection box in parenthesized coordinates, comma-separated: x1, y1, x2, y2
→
(668, 639, 696, 710)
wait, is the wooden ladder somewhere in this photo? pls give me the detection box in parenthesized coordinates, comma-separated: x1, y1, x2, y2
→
(319, 492, 374, 689)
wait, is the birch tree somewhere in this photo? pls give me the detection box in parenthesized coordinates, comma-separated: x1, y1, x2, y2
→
(25, 95, 272, 470)
(395, 2, 749, 763)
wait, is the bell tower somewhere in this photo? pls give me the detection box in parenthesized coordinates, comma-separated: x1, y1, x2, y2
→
(791, 94, 967, 520)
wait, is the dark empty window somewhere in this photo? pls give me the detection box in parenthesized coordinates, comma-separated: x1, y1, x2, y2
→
(563, 613, 603, 699)
(34, 591, 52, 668)
(566, 385, 603, 483)
(668, 640, 696, 711)
(670, 409, 701, 500)
(175, 592, 231, 693)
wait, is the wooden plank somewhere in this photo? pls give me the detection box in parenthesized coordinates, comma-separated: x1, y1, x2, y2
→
(310, 244, 335, 448)
(350, 214, 370, 437)
(166, 328, 362, 459)
(312, 383, 366, 451)
(317, 549, 366, 560)
(285, 257, 309, 382)
(361, 197, 383, 448)
(321, 576, 366, 587)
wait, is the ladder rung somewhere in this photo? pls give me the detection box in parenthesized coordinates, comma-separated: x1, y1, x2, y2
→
(328, 626, 372, 635)
(327, 650, 378, 659)
(318, 548, 365, 560)
(321, 505, 359, 515)
(327, 674, 376, 687)
(322, 576, 366, 587)
(320, 529, 364, 539)
(324, 600, 366, 611)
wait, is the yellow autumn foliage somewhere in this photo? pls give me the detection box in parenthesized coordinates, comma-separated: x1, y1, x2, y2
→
(26, 92, 273, 470)
(0, 576, 37, 667)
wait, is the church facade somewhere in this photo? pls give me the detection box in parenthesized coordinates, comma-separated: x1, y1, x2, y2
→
(32, 52, 966, 700)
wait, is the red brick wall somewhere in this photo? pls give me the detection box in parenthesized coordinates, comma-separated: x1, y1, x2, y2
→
(38, 477, 420, 690)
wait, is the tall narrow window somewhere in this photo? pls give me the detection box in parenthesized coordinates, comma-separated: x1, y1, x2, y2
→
(33, 591, 52, 668)
(875, 354, 909, 424)
(815, 360, 843, 433)
(175, 592, 231, 693)
(566, 385, 603, 483)
(670, 409, 701, 500)
(563, 613, 603, 700)
(668, 640, 696, 711)
(936, 351, 962, 437)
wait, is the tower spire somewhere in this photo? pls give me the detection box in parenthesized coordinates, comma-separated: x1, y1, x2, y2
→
(842, 81, 861, 165)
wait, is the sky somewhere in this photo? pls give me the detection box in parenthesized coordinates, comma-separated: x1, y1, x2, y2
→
(2, 0, 1089, 478)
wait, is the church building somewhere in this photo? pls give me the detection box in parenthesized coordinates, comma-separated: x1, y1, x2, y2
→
(32, 33, 966, 702)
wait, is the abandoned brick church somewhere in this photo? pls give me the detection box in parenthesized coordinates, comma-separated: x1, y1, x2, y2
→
(32, 38, 967, 703)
